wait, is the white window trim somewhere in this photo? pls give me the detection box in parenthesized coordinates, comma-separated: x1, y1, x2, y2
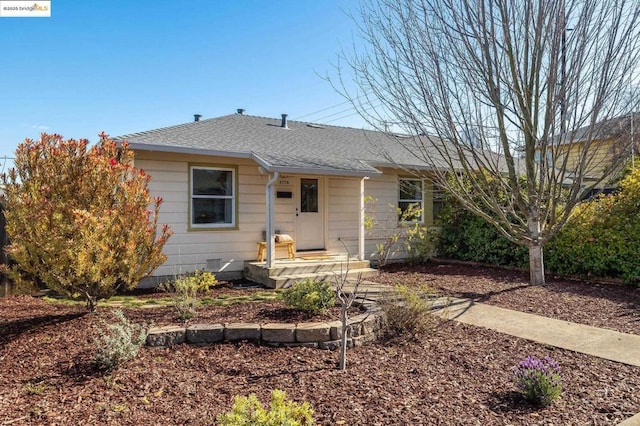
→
(190, 165, 236, 229)
(398, 177, 424, 223)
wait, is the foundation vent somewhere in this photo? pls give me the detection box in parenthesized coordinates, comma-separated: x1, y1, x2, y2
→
(206, 258, 221, 271)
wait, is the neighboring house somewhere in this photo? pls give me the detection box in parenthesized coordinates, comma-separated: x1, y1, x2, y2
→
(116, 110, 446, 285)
(543, 113, 638, 196)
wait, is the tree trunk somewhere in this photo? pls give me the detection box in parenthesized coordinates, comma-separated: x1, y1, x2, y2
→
(528, 243, 545, 286)
(86, 293, 98, 312)
(528, 217, 545, 286)
(339, 306, 348, 370)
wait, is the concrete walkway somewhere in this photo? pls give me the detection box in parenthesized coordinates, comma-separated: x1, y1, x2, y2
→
(354, 281, 640, 366)
(354, 280, 640, 424)
(432, 297, 640, 367)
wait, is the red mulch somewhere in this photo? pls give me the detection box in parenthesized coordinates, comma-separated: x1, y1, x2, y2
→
(377, 262, 640, 335)
(1, 266, 640, 425)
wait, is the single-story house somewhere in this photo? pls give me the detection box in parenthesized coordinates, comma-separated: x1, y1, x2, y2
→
(116, 110, 448, 287)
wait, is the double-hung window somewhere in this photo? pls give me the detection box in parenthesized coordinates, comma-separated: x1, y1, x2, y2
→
(398, 178, 424, 222)
(190, 166, 236, 228)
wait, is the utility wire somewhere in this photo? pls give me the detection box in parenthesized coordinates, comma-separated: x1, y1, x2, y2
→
(293, 100, 352, 120)
(292, 92, 376, 122)
(319, 102, 385, 125)
(323, 110, 366, 124)
(309, 106, 357, 123)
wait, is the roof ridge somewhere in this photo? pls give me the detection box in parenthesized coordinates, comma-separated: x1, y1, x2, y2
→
(118, 113, 378, 140)
(117, 114, 240, 140)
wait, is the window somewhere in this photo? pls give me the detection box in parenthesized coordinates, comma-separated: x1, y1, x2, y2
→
(398, 178, 424, 222)
(190, 166, 236, 228)
(300, 178, 319, 213)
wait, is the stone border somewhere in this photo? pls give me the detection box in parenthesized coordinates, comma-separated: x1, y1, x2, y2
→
(146, 300, 383, 350)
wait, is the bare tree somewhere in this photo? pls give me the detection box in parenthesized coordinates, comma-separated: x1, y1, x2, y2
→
(334, 270, 362, 371)
(337, 0, 640, 285)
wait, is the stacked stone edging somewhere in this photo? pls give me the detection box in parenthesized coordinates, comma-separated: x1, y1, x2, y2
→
(146, 300, 383, 350)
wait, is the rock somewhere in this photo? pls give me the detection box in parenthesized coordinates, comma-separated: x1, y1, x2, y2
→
(261, 323, 296, 343)
(186, 324, 224, 344)
(352, 333, 377, 347)
(146, 326, 186, 347)
(224, 323, 261, 341)
(318, 340, 342, 350)
(329, 320, 344, 340)
(361, 314, 382, 335)
(296, 322, 331, 343)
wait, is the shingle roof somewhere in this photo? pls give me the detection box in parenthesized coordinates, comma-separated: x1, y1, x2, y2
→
(565, 114, 636, 144)
(115, 113, 443, 176)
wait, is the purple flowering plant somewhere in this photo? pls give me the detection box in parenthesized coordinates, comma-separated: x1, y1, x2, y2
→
(513, 356, 562, 406)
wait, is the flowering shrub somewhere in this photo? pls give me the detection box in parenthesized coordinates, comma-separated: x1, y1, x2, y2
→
(2, 133, 172, 311)
(513, 356, 562, 406)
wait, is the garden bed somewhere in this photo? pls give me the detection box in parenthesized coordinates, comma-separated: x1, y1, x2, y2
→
(1, 266, 640, 424)
(378, 262, 640, 335)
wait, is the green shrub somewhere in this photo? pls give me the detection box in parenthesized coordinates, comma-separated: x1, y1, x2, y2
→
(546, 166, 640, 285)
(281, 279, 336, 314)
(436, 203, 528, 268)
(405, 224, 439, 265)
(190, 269, 219, 293)
(217, 389, 314, 425)
(513, 356, 562, 406)
(380, 284, 436, 340)
(436, 164, 640, 285)
(159, 270, 217, 320)
(94, 309, 147, 371)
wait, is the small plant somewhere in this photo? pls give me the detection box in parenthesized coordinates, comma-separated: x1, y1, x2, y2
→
(217, 389, 314, 425)
(380, 284, 436, 340)
(23, 382, 50, 395)
(160, 270, 216, 320)
(368, 201, 425, 267)
(405, 224, 439, 265)
(94, 309, 147, 371)
(281, 279, 336, 314)
(513, 355, 562, 406)
(190, 269, 219, 293)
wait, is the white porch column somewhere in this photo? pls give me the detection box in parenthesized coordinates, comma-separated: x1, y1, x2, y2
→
(358, 177, 366, 261)
(265, 172, 279, 268)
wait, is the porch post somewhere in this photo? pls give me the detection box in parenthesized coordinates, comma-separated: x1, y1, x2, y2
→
(359, 177, 366, 261)
(265, 172, 279, 268)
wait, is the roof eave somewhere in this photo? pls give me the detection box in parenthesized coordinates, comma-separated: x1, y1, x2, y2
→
(250, 152, 381, 177)
(265, 165, 380, 177)
(125, 142, 252, 160)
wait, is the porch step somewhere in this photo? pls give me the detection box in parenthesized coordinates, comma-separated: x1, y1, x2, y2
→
(271, 268, 379, 289)
(269, 260, 371, 277)
(244, 259, 378, 289)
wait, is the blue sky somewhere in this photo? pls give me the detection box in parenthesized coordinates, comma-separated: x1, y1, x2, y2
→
(0, 0, 367, 160)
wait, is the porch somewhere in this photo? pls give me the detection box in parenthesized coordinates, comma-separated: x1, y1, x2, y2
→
(243, 254, 378, 289)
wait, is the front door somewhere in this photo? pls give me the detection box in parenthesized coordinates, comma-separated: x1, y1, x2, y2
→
(295, 177, 325, 250)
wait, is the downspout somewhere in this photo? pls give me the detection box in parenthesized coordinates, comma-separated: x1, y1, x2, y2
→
(265, 172, 280, 268)
(359, 177, 366, 261)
